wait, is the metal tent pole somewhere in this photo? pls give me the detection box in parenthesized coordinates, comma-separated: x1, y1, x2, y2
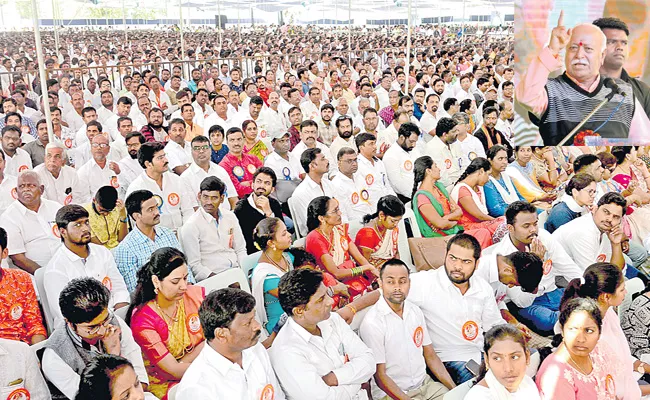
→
(31, 0, 55, 144)
(404, 0, 411, 95)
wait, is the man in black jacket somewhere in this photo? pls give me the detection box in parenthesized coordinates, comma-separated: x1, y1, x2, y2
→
(233, 166, 284, 254)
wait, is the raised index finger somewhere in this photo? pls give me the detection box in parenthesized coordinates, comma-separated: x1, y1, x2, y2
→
(557, 10, 565, 27)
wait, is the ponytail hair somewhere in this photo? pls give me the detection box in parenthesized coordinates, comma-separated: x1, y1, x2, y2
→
(126, 247, 187, 324)
(362, 195, 405, 224)
(306, 196, 331, 232)
(412, 155, 434, 199)
(559, 262, 623, 311)
(455, 157, 490, 185)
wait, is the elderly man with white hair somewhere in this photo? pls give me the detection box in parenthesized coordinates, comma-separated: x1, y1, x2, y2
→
(34, 142, 83, 205)
(517, 11, 650, 145)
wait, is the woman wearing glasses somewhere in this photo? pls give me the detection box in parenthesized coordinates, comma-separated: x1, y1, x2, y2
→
(42, 277, 150, 400)
(127, 247, 206, 400)
(305, 196, 380, 301)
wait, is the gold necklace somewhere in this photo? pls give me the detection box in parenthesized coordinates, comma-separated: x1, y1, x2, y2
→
(568, 351, 592, 376)
(264, 250, 288, 272)
(155, 300, 179, 323)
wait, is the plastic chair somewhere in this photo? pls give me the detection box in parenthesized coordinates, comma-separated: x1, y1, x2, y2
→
(242, 251, 262, 280)
(197, 268, 251, 294)
(292, 237, 306, 249)
(167, 384, 178, 400)
(619, 277, 645, 324)
(31, 338, 48, 354)
(287, 196, 303, 239)
(537, 210, 549, 228)
(34, 268, 54, 334)
(349, 306, 369, 333)
(442, 380, 473, 399)
(114, 305, 129, 322)
(396, 207, 420, 272)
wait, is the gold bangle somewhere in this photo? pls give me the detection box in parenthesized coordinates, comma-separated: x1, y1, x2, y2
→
(346, 304, 357, 315)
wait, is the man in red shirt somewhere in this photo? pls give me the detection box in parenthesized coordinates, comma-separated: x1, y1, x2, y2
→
(219, 127, 263, 197)
(0, 227, 47, 344)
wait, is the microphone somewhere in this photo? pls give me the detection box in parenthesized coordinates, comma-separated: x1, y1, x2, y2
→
(603, 77, 626, 98)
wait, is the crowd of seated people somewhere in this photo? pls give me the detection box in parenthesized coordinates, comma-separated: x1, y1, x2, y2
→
(13, 20, 650, 400)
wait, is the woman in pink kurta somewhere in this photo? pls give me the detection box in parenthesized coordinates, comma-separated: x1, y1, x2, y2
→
(536, 297, 626, 400)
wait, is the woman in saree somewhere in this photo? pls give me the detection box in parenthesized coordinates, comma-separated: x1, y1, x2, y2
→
(530, 146, 567, 192)
(410, 155, 494, 247)
(242, 119, 269, 163)
(484, 144, 526, 217)
(506, 146, 556, 210)
(127, 248, 205, 400)
(354, 195, 404, 268)
(305, 196, 379, 300)
(450, 157, 508, 247)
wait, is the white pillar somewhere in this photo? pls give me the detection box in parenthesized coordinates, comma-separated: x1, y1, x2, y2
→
(31, 0, 54, 144)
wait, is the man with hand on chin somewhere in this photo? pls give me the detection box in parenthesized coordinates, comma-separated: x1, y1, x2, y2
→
(176, 288, 286, 399)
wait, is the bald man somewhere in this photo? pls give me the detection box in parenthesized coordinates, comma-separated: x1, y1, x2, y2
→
(517, 11, 650, 145)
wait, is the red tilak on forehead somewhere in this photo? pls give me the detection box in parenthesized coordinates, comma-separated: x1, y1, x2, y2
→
(579, 41, 584, 47)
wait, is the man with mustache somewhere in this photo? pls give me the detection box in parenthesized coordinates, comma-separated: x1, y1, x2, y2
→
(383, 122, 421, 204)
(359, 259, 455, 399)
(43, 204, 129, 326)
(270, 268, 374, 399)
(127, 141, 193, 234)
(593, 17, 650, 120)
(329, 115, 356, 160)
(517, 11, 650, 145)
(472, 106, 512, 155)
(179, 176, 246, 281)
(407, 234, 506, 385)
(177, 288, 286, 399)
(76, 134, 123, 204)
(219, 127, 263, 197)
(482, 201, 582, 336)
(118, 132, 145, 193)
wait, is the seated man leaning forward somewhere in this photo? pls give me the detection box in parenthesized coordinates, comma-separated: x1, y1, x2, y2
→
(517, 11, 650, 145)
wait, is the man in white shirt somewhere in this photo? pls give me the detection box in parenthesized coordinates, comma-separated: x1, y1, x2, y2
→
(118, 132, 145, 193)
(332, 147, 374, 223)
(181, 135, 238, 210)
(76, 134, 123, 204)
(164, 119, 193, 175)
(101, 97, 134, 144)
(1, 126, 32, 176)
(383, 122, 421, 203)
(315, 104, 338, 147)
(148, 75, 171, 114)
(408, 233, 506, 384)
(34, 142, 82, 205)
(452, 112, 486, 172)
(420, 94, 440, 139)
(270, 268, 375, 399)
(424, 117, 463, 192)
(0, 337, 52, 400)
(96, 91, 116, 124)
(495, 100, 514, 145)
(360, 259, 455, 399)
(264, 131, 304, 204)
(291, 147, 342, 237)
(179, 176, 246, 281)
(300, 87, 325, 121)
(0, 171, 61, 273)
(63, 92, 86, 133)
(360, 107, 381, 137)
(42, 278, 149, 400)
(330, 115, 357, 160)
(259, 92, 287, 143)
(291, 120, 337, 177)
(44, 204, 130, 326)
(375, 75, 393, 109)
(474, 251, 543, 338)
(203, 94, 236, 134)
(73, 106, 99, 147)
(482, 201, 583, 335)
(553, 192, 628, 272)
(177, 288, 286, 399)
(0, 150, 17, 215)
(377, 111, 409, 155)
(355, 133, 396, 209)
(127, 141, 194, 233)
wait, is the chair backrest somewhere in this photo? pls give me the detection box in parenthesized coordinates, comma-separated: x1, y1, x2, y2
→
(397, 217, 415, 272)
(114, 305, 129, 322)
(242, 251, 262, 281)
(402, 207, 421, 238)
(619, 277, 645, 324)
(287, 196, 303, 239)
(31, 338, 48, 354)
(443, 380, 473, 399)
(167, 384, 178, 400)
(34, 268, 54, 334)
(197, 267, 251, 294)
(538, 210, 549, 228)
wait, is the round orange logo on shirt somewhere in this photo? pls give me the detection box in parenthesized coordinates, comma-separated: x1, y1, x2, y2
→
(153, 194, 164, 208)
(260, 130, 267, 138)
(543, 259, 553, 275)
(233, 166, 245, 178)
(10, 304, 23, 320)
(186, 313, 201, 334)
(341, 236, 349, 251)
(247, 164, 257, 174)
(168, 192, 180, 206)
(605, 374, 615, 395)
(260, 384, 275, 400)
(64, 138, 73, 148)
(468, 152, 477, 161)
(102, 276, 113, 291)
(413, 326, 424, 348)
(20, 125, 29, 135)
(110, 176, 120, 188)
(351, 192, 359, 204)
(365, 174, 374, 186)
(52, 224, 61, 238)
(380, 143, 388, 153)
(445, 159, 452, 169)
(64, 194, 73, 205)
(360, 190, 369, 201)
(261, 149, 268, 157)
(597, 254, 607, 263)
(404, 160, 413, 171)
(11, 187, 17, 199)
(7, 388, 30, 400)
(18, 165, 29, 173)
(462, 321, 479, 341)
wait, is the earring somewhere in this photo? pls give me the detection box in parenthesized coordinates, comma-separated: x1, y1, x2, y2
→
(271, 244, 277, 251)
(154, 287, 159, 294)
